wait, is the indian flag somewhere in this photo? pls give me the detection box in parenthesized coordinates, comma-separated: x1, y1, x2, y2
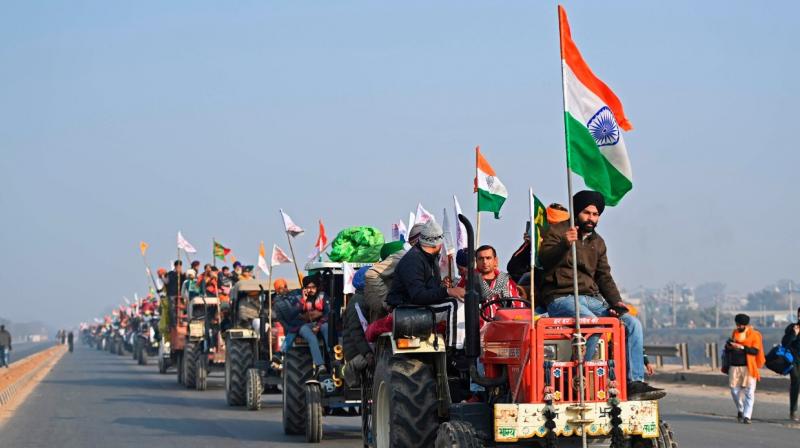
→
(474, 146, 507, 219)
(559, 5, 633, 206)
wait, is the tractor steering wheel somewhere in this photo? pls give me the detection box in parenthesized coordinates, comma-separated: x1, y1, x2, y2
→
(479, 297, 532, 322)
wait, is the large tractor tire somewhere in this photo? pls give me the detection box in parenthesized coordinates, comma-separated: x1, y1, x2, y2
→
(304, 383, 323, 443)
(631, 420, 678, 448)
(435, 421, 483, 448)
(246, 368, 262, 410)
(282, 346, 313, 435)
(140, 345, 149, 366)
(372, 342, 439, 448)
(184, 342, 199, 389)
(157, 339, 168, 374)
(176, 351, 184, 385)
(196, 355, 208, 391)
(225, 335, 253, 406)
(117, 340, 125, 356)
(361, 368, 374, 448)
(132, 339, 139, 360)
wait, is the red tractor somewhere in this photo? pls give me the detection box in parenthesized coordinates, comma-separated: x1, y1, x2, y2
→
(368, 215, 676, 447)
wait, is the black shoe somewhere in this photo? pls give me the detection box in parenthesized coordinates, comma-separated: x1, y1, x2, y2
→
(627, 381, 666, 401)
(314, 365, 328, 378)
(271, 352, 283, 365)
(737, 411, 743, 423)
(742, 417, 751, 424)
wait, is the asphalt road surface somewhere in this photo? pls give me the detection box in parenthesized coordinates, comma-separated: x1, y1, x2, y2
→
(1, 344, 798, 447)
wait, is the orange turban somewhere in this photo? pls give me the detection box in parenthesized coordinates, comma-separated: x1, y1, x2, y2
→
(274, 278, 288, 290)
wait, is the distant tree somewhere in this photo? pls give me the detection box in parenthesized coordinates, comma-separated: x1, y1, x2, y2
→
(694, 282, 726, 308)
(745, 289, 786, 310)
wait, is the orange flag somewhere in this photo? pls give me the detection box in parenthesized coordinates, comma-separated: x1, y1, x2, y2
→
(139, 241, 149, 256)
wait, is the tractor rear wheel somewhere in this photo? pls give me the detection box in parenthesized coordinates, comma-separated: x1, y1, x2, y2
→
(372, 341, 439, 448)
(435, 421, 482, 448)
(304, 383, 323, 443)
(225, 335, 253, 406)
(196, 355, 208, 391)
(631, 420, 678, 448)
(176, 351, 184, 385)
(282, 345, 313, 435)
(246, 368, 262, 410)
(360, 367, 374, 448)
(184, 342, 198, 389)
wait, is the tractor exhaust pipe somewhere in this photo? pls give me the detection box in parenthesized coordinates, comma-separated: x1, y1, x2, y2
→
(458, 214, 480, 359)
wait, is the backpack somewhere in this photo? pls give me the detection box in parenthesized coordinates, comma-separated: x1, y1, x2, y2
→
(765, 344, 795, 375)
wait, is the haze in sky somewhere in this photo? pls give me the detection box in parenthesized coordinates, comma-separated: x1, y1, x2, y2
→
(1, 1, 798, 328)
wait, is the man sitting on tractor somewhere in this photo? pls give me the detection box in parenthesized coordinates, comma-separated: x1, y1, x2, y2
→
(271, 278, 304, 365)
(297, 275, 331, 377)
(540, 190, 664, 401)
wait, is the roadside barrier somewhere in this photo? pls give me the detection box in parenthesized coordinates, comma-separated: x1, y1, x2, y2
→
(0, 345, 67, 407)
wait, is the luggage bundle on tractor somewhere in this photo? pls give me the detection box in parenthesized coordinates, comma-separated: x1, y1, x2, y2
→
(367, 215, 676, 448)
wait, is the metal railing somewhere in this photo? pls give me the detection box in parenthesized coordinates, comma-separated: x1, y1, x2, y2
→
(645, 341, 721, 371)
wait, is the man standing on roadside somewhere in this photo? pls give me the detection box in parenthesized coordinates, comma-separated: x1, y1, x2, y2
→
(781, 307, 800, 422)
(727, 313, 765, 424)
(0, 325, 12, 367)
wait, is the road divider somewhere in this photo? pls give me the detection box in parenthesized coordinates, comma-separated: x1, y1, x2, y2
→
(0, 345, 67, 407)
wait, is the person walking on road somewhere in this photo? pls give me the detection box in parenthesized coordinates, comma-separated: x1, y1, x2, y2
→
(727, 313, 765, 424)
(782, 307, 800, 422)
(67, 331, 74, 353)
(0, 325, 11, 367)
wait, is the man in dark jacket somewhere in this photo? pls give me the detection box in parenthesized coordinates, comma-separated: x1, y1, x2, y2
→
(162, 260, 185, 298)
(539, 190, 661, 401)
(783, 306, 800, 422)
(386, 221, 465, 307)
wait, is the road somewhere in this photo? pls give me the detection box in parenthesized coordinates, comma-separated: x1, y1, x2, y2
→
(0, 344, 798, 447)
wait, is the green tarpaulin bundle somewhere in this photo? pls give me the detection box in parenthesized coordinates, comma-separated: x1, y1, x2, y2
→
(328, 226, 385, 262)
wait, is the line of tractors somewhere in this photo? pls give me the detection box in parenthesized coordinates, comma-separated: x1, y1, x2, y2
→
(81, 216, 676, 448)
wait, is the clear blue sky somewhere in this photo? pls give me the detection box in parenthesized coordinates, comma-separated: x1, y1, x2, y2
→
(1, 1, 797, 327)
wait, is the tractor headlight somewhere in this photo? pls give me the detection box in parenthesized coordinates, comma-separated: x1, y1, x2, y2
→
(544, 343, 558, 360)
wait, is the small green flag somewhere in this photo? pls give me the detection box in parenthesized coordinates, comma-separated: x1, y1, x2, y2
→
(213, 241, 231, 261)
(529, 189, 548, 268)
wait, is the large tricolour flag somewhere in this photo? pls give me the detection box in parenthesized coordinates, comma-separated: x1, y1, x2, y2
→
(559, 5, 633, 206)
(474, 146, 507, 219)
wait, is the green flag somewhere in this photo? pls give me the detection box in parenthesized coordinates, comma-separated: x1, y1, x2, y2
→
(529, 189, 548, 268)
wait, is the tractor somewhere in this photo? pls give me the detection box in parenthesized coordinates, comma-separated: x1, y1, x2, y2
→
(281, 262, 372, 444)
(368, 215, 676, 448)
(182, 289, 227, 391)
(224, 278, 283, 409)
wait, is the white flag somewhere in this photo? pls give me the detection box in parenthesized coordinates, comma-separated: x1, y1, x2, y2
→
(342, 262, 356, 295)
(280, 209, 305, 237)
(441, 208, 455, 256)
(453, 195, 468, 250)
(177, 231, 197, 253)
(258, 242, 270, 276)
(123, 296, 130, 304)
(438, 240, 453, 278)
(415, 203, 435, 224)
(408, 211, 416, 234)
(271, 244, 293, 266)
(392, 220, 408, 242)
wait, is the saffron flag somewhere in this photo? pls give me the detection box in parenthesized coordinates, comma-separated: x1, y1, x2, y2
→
(280, 209, 305, 237)
(474, 147, 508, 219)
(139, 241, 149, 256)
(271, 244, 293, 267)
(177, 231, 197, 254)
(559, 5, 633, 206)
(213, 241, 231, 261)
(258, 242, 270, 276)
(529, 188, 548, 268)
(308, 220, 327, 261)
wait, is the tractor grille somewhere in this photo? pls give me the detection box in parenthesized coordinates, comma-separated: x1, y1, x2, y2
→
(548, 360, 612, 403)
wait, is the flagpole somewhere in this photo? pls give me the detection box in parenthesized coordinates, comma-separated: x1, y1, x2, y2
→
(475, 146, 481, 251)
(267, 268, 274, 361)
(559, 7, 587, 448)
(212, 238, 216, 268)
